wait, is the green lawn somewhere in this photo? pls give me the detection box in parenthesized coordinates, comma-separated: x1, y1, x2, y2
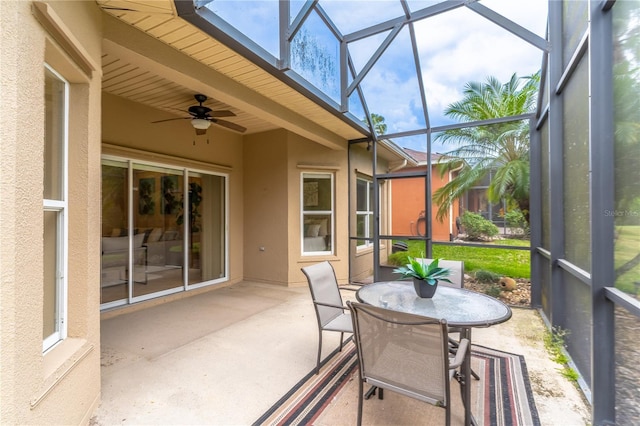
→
(614, 225, 640, 295)
(389, 239, 531, 279)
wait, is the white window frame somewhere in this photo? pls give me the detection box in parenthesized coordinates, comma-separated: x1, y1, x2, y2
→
(356, 176, 374, 250)
(99, 155, 230, 310)
(43, 64, 69, 352)
(301, 172, 334, 256)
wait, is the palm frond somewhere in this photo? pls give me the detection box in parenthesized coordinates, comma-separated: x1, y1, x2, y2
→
(431, 72, 539, 225)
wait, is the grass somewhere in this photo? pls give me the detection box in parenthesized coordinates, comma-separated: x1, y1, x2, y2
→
(388, 239, 531, 279)
(543, 327, 580, 384)
(614, 225, 640, 295)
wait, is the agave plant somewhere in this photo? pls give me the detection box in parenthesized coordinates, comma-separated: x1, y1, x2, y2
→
(393, 257, 453, 286)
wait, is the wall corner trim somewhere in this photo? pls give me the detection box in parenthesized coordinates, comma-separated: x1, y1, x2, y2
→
(32, 2, 100, 77)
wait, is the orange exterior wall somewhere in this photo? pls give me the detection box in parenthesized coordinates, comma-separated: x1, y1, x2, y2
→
(390, 166, 459, 242)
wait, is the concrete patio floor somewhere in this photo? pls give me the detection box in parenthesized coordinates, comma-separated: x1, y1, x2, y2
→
(92, 281, 590, 425)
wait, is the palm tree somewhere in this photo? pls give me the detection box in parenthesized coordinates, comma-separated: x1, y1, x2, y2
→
(433, 72, 540, 225)
(370, 113, 387, 135)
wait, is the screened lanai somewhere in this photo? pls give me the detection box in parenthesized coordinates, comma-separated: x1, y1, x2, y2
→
(99, 1, 639, 424)
(174, 0, 547, 271)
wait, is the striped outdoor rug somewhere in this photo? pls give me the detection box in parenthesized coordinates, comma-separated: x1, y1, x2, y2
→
(254, 340, 540, 426)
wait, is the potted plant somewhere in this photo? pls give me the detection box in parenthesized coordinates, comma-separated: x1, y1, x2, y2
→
(393, 256, 452, 298)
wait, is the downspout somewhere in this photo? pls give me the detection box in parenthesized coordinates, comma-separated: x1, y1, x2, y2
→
(387, 159, 407, 172)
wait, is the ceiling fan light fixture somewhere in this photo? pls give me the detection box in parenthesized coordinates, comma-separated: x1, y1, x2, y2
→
(191, 118, 211, 130)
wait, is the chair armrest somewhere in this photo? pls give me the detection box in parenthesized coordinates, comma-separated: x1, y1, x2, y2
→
(314, 301, 348, 311)
(449, 338, 469, 369)
(339, 285, 361, 292)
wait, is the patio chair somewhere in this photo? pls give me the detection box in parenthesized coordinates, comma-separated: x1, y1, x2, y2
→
(347, 301, 469, 426)
(301, 261, 353, 375)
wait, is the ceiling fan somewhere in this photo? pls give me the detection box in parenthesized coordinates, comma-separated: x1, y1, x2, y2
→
(151, 94, 247, 135)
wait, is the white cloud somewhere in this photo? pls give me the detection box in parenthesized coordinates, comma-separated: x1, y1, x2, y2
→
(421, 31, 543, 116)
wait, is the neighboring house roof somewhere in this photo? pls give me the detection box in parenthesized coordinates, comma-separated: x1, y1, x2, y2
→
(403, 148, 443, 166)
(378, 139, 420, 167)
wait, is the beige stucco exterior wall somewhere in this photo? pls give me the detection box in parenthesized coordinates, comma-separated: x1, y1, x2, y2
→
(243, 129, 358, 287)
(287, 133, 350, 285)
(1, 1, 102, 424)
(243, 131, 392, 287)
(243, 130, 290, 284)
(1, 2, 400, 423)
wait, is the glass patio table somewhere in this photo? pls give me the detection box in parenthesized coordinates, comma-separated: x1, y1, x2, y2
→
(356, 281, 512, 426)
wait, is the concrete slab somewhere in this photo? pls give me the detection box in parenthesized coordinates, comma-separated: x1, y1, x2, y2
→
(92, 281, 590, 425)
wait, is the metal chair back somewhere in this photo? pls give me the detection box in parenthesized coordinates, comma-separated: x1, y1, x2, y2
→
(348, 301, 463, 425)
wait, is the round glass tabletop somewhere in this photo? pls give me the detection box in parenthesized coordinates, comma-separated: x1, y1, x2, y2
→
(356, 281, 512, 327)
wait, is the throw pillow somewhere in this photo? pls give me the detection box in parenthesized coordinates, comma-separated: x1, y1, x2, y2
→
(306, 224, 321, 238)
(162, 230, 179, 241)
(102, 236, 129, 252)
(147, 228, 163, 243)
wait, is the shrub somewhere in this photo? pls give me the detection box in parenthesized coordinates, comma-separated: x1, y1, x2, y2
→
(388, 250, 411, 267)
(460, 211, 499, 240)
(485, 285, 502, 298)
(475, 269, 501, 283)
(504, 209, 530, 236)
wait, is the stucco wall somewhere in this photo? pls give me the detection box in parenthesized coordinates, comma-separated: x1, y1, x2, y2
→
(286, 133, 349, 285)
(1, 1, 102, 424)
(391, 166, 456, 242)
(243, 129, 353, 286)
(243, 130, 290, 284)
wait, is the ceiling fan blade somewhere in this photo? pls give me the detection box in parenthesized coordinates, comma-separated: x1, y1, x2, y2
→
(213, 119, 247, 133)
(207, 110, 236, 118)
(151, 117, 190, 124)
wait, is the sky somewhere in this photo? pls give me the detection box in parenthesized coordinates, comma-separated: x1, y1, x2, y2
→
(206, 0, 548, 153)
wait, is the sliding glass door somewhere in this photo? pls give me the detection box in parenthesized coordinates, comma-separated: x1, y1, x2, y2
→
(100, 158, 227, 309)
(101, 160, 130, 305)
(187, 173, 226, 285)
(132, 164, 185, 298)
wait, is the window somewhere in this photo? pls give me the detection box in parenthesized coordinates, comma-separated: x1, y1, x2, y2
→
(43, 65, 68, 352)
(356, 177, 374, 248)
(302, 173, 333, 255)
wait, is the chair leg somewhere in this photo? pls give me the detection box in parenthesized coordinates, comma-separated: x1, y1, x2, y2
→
(364, 386, 377, 399)
(455, 371, 467, 417)
(357, 378, 364, 426)
(470, 368, 480, 380)
(364, 386, 383, 400)
(316, 329, 323, 375)
(446, 405, 451, 426)
(339, 332, 344, 352)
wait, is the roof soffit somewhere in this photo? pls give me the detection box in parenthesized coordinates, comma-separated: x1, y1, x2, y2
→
(98, 0, 369, 150)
